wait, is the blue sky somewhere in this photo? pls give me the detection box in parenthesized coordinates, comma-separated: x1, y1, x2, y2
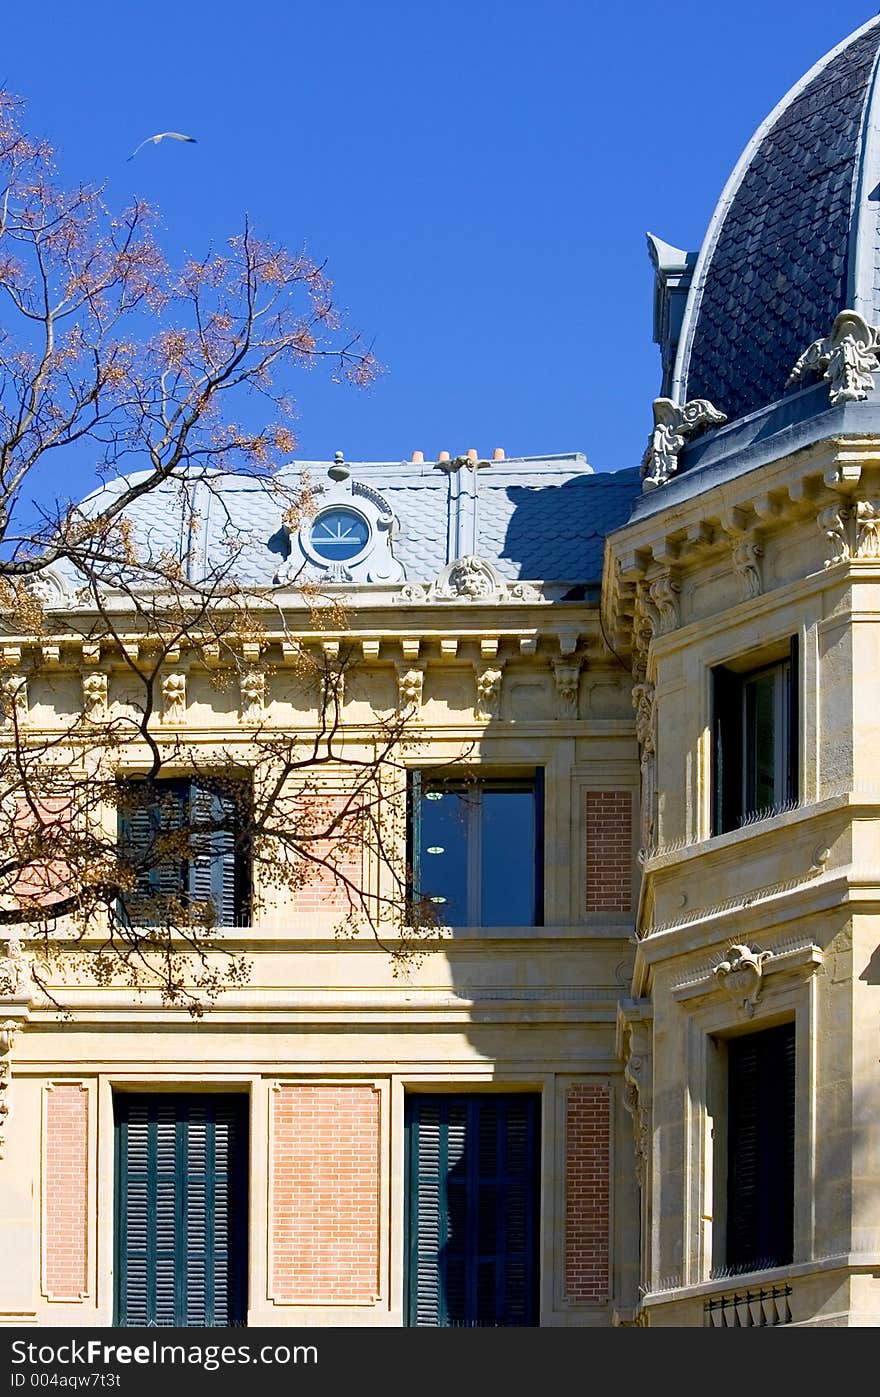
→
(3, 0, 877, 495)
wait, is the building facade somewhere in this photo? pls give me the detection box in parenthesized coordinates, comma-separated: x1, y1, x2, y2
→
(2, 15, 880, 1329)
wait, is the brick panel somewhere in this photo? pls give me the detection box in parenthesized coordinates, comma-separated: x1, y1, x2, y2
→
(42, 1083, 89, 1300)
(290, 796, 366, 919)
(13, 796, 72, 907)
(564, 1083, 610, 1305)
(271, 1083, 380, 1304)
(584, 790, 632, 913)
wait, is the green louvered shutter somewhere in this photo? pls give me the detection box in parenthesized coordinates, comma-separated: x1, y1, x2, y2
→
(187, 783, 243, 926)
(114, 1094, 248, 1326)
(726, 1022, 795, 1273)
(406, 1094, 539, 1326)
(118, 781, 186, 924)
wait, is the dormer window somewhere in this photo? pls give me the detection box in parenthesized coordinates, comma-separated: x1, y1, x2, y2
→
(309, 507, 371, 563)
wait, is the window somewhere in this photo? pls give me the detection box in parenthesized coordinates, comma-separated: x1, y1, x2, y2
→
(712, 637, 799, 834)
(724, 1022, 795, 1274)
(308, 506, 370, 562)
(409, 773, 543, 927)
(114, 1094, 248, 1326)
(405, 1094, 540, 1326)
(117, 777, 251, 927)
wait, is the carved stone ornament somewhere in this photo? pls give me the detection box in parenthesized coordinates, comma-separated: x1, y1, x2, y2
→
(818, 503, 852, 567)
(81, 671, 108, 723)
(713, 943, 773, 1017)
(855, 499, 880, 559)
(730, 530, 764, 600)
(817, 498, 880, 567)
(788, 310, 880, 405)
(551, 657, 582, 716)
(398, 557, 542, 605)
(0, 938, 35, 1000)
(632, 681, 657, 850)
(648, 572, 681, 634)
(396, 664, 424, 712)
(1, 672, 27, 728)
(160, 671, 186, 723)
(474, 662, 504, 719)
(239, 669, 266, 723)
(641, 397, 727, 491)
(0, 1022, 16, 1159)
(621, 1020, 653, 1191)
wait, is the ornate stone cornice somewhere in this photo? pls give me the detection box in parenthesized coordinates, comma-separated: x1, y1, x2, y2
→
(398, 556, 542, 605)
(641, 397, 727, 491)
(788, 310, 880, 405)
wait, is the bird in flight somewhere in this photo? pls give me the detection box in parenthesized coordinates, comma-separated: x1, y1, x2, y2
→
(127, 131, 198, 161)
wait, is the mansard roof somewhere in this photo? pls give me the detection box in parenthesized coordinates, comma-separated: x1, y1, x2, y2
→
(674, 16, 880, 426)
(69, 455, 639, 596)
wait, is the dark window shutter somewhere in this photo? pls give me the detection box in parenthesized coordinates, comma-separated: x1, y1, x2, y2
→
(118, 781, 186, 923)
(187, 783, 243, 926)
(713, 666, 742, 835)
(726, 1022, 795, 1273)
(406, 1094, 539, 1326)
(115, 1095, 248, 1326)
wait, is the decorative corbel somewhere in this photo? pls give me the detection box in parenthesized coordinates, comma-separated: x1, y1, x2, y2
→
(713, 944, 773, 1017)
(648, 572, 681, 635)
(551, 656, 583, 717)
(396, 663, 425, 714)
(81, 671, 108, 723)
(240, 668, 266, 723)
(641, 398, 727, 490)
(160, 671, 187, 723)
(1, 672, 28, 729)
(788, 309, 880, 405)
(855, 499, 880, 559)
(729, 530, 764, 600)
(817, 502, 852, 567)
(473, 661, 504, 720)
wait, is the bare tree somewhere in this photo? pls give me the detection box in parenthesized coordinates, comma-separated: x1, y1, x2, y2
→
(0, 89, 436, 1014)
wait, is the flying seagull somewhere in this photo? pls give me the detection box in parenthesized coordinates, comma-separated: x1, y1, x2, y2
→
(127, 131, 198, 161)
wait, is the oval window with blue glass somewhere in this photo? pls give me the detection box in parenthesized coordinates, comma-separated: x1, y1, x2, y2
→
(309, 507, 370, 562)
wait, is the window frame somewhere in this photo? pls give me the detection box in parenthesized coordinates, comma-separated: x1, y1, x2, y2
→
(711, 635, 799, 835)
(407, 770, 545, 928)
(709, 1021, 796, 1277)
(116, 774, 252, 928)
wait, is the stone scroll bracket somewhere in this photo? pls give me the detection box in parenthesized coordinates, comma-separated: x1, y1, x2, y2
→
(641, 398, 727, 491)
(788, 309, 880, 406)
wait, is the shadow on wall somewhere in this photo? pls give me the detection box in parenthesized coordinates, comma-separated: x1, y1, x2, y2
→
(498, 468, 640, 584)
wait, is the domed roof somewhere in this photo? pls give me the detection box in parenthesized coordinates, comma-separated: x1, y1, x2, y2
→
(674, 16, 880, 424)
